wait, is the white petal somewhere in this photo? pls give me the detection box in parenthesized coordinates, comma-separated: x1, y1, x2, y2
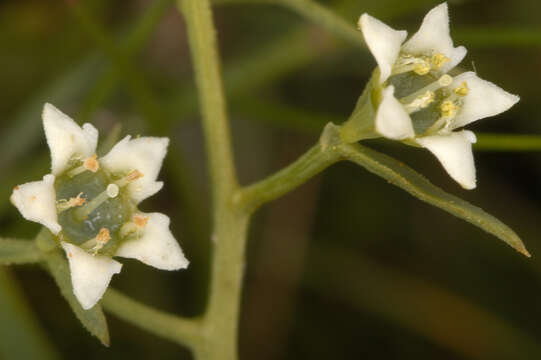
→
(450, 72, 520, 129)
(402, 3, 466, 72)
(416, 130, 477, 189)
(10, 174, 61, 234)
(375, 86, 415, 139)
(359, 13, 407, 83)
(61, 242, 122, 310)
(100, 136, 169, 203)
(115, 213, 189, 271)
(43, 103, 99, 175)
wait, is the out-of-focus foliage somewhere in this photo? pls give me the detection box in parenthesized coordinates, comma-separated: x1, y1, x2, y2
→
(1, 0, 540, 359)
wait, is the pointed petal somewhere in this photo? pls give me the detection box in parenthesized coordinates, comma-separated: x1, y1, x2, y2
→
(359, 13, 407, 83)
(10, 174, 61, 234)
(450, 72, 520, 129)
(375, 86, 415, 140)
(43, 103, 99, 175)
(61, 242, 122, 310)
(100, 136, 169, 203)
(402, 3, 466, 72)
(416, 130, 477, 189)
(116, 213, 189, 271)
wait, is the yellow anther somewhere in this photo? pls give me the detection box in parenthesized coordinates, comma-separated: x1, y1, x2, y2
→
(413, 62, 431, 75)
(431, 53, 450, 70)
(83, 154, 99, 173)
(133, 214, 149, 229)
(440, 100, 459, 118)
(453, 81, 469, 96)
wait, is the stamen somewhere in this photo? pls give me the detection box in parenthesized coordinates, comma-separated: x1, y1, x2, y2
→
(440, 100, 459, 119)
(413, 62, 431, 76)
(67, 154, 100, 177)
(133, 214, 149, 228)
(403, 91, 435, 114)
(57, 192, 86, 213)
(115, 170, 144, 188)
(431, 53, 450, 70)
(400, 75, 454, 105)
(392, 55, 431, 76)
(73, 184, 119, 220)
(120, 214, 149, 238)
(453, 81, 469, 96)
(83, 154, 99, 173)
(81, 228, 111, 255)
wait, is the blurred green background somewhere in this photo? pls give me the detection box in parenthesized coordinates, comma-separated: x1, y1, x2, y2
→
(1, 0, 540, 359)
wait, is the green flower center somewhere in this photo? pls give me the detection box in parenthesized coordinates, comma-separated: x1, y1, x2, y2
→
(55, 167, 135, 256)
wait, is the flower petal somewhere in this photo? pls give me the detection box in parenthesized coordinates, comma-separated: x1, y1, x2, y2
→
(10, 174, 61, 234)
(100, 136, 169, 203)
(359, 13, 407, 83)
(375, 86, 415, 139)
(402, 3, 466, 72)
(61, 242, 122, 310)
(450, 72, 520, 129)
(115, 213, 189, 271)
(43, 103, 98, 175)
(416, 130, 477, 189)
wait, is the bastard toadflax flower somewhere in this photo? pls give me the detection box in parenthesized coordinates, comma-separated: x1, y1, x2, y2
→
(342, 2, 519, 189)
(11, 103, 189, 310)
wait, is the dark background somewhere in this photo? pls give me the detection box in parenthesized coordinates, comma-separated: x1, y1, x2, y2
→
(1, 0, 540, 359)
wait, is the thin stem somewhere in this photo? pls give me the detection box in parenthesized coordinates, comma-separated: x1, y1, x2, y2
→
(235, 144, 342, 213)
(475, 133, 541, 151)
(179, 0, 238, 198)
(101, 289, 203, 347)
(179, 1, 245, 360)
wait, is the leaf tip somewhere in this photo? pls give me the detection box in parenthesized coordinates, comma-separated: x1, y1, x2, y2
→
(519, 245, 531, 258)
(100, 333, 111, 347)
(513, 239, 531, 258)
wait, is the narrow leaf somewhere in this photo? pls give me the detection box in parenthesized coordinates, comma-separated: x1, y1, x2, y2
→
(45, 250, 110, 346)
(0, 238, 43, 265)
(339, 143, 530, 256)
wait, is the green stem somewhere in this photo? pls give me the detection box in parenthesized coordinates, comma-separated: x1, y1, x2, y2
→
(179, 1, 247, 359)
(101, 289, 203, 347)
(475, 133, 541, 151)
(179, 0, 238, 197)
(236, 144, 341, 213)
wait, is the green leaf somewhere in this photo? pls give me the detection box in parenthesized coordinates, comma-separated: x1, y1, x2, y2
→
(0, 238, 43, 265)
(339, 143, 530, 257)
(44, 250, 110, 346)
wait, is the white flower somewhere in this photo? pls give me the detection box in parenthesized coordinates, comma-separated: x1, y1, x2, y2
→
(11, 103, 189, 310)
(358, 2, 519, 189)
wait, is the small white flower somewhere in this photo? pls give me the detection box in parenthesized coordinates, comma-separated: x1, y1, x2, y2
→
(11, 103, 189, 310)
(358, 2, 519, 189)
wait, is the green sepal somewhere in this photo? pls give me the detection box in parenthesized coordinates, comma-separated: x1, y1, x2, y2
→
(339, 68, 381, 143)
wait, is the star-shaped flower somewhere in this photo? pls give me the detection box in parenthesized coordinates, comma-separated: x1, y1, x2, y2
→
(11, 103, 188, 309)
(357, 2, 519, 189)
